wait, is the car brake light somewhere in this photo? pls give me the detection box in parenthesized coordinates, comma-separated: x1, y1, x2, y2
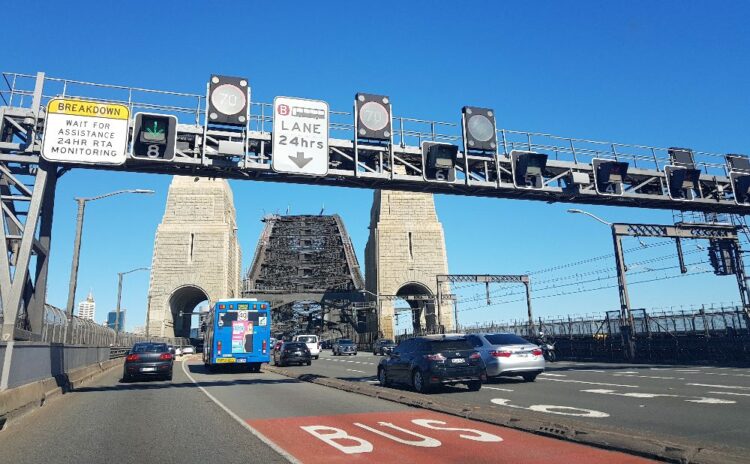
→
(262, 339, 267, 354)
(532, 348, 543, 356)
(424, 353, 446, 361)
(160, 353, 173, 361)
(125, 354, 139, 362)
(217, 340, 222, 355)
(470, 352, 482, 360)
(490, 350, 512, 358)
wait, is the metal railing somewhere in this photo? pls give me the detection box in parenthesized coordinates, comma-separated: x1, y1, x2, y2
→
(459, 305, 749, 338)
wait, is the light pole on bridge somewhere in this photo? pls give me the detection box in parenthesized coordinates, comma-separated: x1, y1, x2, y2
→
(114, 267, 150, 343)
(64, 189, 154, 341)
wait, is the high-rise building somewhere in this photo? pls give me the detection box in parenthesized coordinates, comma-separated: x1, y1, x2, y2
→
(78, 290, 96, 321)
(106, 310, 125, 330)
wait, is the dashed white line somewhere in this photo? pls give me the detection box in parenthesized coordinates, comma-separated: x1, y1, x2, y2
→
(346, 368, 366, 373)
(707, 391, 750, 397)
(539, 378, 639, 388)
(540, 373, 566, 377)
(482, 386, 515, 392)
(687, 383, 750, 390)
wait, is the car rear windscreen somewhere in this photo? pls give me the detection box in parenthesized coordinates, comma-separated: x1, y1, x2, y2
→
(132, 343, 168, 353)
(297, 336, 317, 343)
(338, 339, 353, 344)
(285, 343, 307, 350)
(428, 340, 472, 351)
(485, 334, 530, 345)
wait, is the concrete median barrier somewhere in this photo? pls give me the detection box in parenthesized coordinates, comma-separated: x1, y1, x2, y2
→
(262, 363, 745, 464)
(0, 358, 124, 430)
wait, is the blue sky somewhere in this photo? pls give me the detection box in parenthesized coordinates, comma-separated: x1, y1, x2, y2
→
(5, 1, 750, 330)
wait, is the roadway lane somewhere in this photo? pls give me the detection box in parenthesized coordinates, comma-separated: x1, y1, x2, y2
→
(0, 357, 656, 463)
(183, 359, 652, 463)
(287, 350, 750, 453)
(0, 360, 289, 464)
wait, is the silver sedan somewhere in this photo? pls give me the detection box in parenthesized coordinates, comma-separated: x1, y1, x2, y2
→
(465, 333, 545, 382)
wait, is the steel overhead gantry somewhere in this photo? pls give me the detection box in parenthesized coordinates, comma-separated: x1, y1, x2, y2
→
(1, 71, 749, 342)
(436, 274, 533, 333)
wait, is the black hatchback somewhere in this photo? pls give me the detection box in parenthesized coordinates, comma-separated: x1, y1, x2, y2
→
(273, 342, 312, 367)
(377, 335, 485, 393)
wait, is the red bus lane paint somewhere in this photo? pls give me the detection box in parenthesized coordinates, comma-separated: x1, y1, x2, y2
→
(246, 410, 653, 464)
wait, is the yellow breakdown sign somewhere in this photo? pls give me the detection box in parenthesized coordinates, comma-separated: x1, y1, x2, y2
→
(41, 98, 130, 165)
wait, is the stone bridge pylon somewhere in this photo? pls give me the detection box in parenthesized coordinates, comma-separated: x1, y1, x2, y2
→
(365, 190, 455, 339)
(146, 176, 241, 337)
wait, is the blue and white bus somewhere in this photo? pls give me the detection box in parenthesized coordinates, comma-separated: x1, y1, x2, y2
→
(202, 298, 271, 372)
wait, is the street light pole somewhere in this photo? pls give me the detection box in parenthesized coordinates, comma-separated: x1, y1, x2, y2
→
(64, 189, 154, 342)
(114, 267, 149, 344)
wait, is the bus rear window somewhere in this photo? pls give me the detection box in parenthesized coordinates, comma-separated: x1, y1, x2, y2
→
(219, 312, 238, 326)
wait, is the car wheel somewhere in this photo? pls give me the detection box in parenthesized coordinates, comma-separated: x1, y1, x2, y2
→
(378, 367, 390, 387)
(412, 369, 430, 393)
(165, 371, 173, 381)
(314, 355, 319, 360)
(467, 380, 481, 391)
(353, 352, 357, 356)
(522, 373, 538, 382)
(122, 373, 131, 383)
(306, 360, 312, 366)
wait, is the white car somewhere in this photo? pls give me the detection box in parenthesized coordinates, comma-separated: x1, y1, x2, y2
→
(293, 334, 320, 359)
(174, 346, 183, 356)
(182, 345, 195, 355)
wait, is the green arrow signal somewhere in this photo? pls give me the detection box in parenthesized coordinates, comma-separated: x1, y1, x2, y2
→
(145, 121, 164, 136)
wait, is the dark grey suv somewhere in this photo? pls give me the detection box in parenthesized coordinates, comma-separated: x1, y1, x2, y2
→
(377, 335, 485, 393)
(373, 339, 396, 355)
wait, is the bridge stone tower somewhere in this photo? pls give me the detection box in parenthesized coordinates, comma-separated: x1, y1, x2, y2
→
(365, 190, 454, 339)
(146, 176, 241, 337)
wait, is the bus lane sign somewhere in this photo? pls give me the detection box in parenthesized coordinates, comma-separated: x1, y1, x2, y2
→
(42, 98, 130, 165)
(272, 96, 329, 176)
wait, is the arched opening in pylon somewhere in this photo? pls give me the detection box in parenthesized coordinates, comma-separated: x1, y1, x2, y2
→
(168, 285, 209, 338)
(395, 282, 436, 336)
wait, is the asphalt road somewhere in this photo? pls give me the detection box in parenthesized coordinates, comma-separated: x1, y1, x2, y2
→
(287, 350, 750, 453)
(0, 357, 655, 464)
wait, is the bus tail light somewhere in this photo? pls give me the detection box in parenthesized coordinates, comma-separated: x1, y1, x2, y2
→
(262, 339, 267, 354)
(217, 340, 222, 356)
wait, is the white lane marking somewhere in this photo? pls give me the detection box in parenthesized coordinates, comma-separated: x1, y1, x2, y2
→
(707, 391, 750, 397)
(482, 386, 514, 392)
(613, 374, 676, 380)
(181, 361, 299, 464)
(687, 383, 750, 390)
(539, 373, 566, 377)
(346, 369, 366, 374)
(538, 378, 639, 388)
(567, 369, 606, 373)
(582, 388, 735, 404)
(583, 389, 676, 399)
(613, 371, 639, 375)
(491, 398, 609, 418)
(688, 397, 736, 404)
(674, 370, 701, 373)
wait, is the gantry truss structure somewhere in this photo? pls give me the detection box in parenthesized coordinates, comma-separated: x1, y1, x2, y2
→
(1, 71, 749, 341)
